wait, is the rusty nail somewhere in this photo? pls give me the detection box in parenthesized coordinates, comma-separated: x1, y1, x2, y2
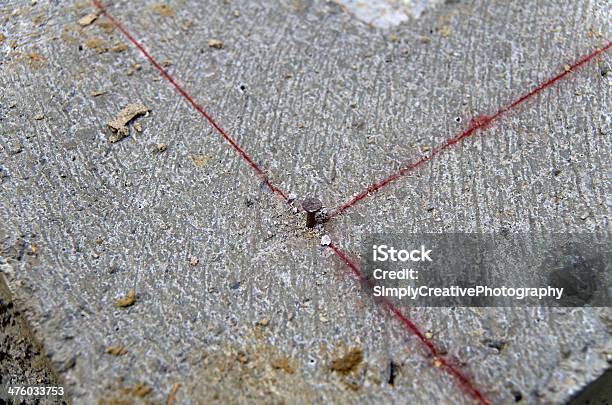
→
(302, 197, 322, 228)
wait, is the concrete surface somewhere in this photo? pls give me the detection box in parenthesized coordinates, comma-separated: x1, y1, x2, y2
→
(0, 0, 610, 404)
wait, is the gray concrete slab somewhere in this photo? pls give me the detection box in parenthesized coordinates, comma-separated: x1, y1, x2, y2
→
(0, 0, 610, 404)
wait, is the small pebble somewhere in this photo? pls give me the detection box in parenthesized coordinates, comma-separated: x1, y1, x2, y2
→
(115, 289, 136, 308)
(320, 235, 331, 246)
(189, 255, 199, 266)
(208, 39, 224, 49)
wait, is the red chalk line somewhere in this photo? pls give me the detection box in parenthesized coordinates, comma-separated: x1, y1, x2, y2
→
(329, 241, 491, 405)
(329, 41, 612, 220)
(92, 0, 288, 201)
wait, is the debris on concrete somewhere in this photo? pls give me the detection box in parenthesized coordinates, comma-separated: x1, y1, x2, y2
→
(257, 317, 270, 327)
(167, 383, 181, 405)
(78, 13, 98, 27)
(34, 112, 44, 120)
(110, 43, 128, 53)
(126, 63, 142, 76)
(425, 331, 434, 339)
(155, 143, 167, 153)
(0, 33, 5, 44)
(189, 255, 199, 266)
(107, 103, 149, 142)
(133, 122, 143, 133)
(190, 154, 210, 167)
(321, 235, 331, 246)
(84, 37, 108, 53)
(106, 346, 128, 356)
(207, 39, 224, 49)
(330, 348, 363, 374)
(90, 90, 107, 97)
(270, 357, 295, 374)
(115, 289, 136, 308)
(152, 4, 175, 17)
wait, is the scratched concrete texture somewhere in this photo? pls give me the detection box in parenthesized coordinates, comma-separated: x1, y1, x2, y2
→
(0, 0, 610, 404)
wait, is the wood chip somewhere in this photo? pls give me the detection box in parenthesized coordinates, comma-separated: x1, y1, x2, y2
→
(111, 43, 128, 53)
(115, 289, 136, 308)
(90, 90, 107, 97)
(78, 13, 98, 26)
(107, 346, 128, 356)
(208, 39, 224, 49)
(108, 103, 149, 143)
(167, 383, 181, 405)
